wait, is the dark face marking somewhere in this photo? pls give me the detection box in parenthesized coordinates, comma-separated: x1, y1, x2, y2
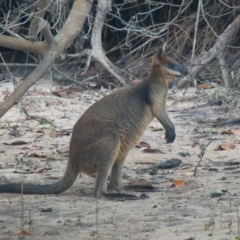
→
(166, 61, 188, 77)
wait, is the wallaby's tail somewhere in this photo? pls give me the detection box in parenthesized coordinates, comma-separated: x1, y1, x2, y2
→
(0, 163, 79, 194)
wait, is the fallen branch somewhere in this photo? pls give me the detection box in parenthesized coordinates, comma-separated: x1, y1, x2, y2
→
(215, 118, 240, 126)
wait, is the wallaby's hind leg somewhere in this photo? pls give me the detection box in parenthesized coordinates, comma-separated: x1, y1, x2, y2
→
(92, 137, 125, 198)
(109, 157, 125, 192)
(93, 143, 139, 200)
(93, 145, 118, 198)
(109, 156, 156, 194)
(107, 156, 139, 200)
(94, 158, 139, 200)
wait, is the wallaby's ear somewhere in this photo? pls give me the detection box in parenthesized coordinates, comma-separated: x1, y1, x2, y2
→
(162, 42, 166, 54)
(154, 47, 163, 63)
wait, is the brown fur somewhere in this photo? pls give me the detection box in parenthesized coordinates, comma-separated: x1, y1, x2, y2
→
(0, 48, 188, 198)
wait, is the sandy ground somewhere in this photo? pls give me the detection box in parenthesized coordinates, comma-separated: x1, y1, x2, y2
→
(0, 79, 240, 240)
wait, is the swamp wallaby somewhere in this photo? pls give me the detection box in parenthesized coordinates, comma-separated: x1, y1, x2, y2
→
(0, 48, 188, 199)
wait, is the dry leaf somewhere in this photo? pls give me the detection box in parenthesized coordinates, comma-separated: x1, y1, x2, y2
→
(173, 180, 185, 187)
(57, 147, 69, 154)
(151, 127, 164, 132)
(136, 141, 151, 149)
(142, 148, 166, 154)
(2, 88, 11, 96)
(22, 166, 31, 171)
(35, 90, 49, 96)
(4, 140, 28, 145)
(197, 83, 214, 89)
(197, 118, 208, 123)
(28, 153, 47, 158)
(34, 165, 48, 173)
(214, 142, 236, 151)
(130, 179, 153, 188)
(28, 153, 41, 157)
(50, 131, 70, 138)
(192, 141, 200, 147)
(19, 229, 33, 236)
(57, 91, 69, 98)
(13, 167, 33, 174)
(231, 129, 240, 135)
(221, 129, 233, 134)
(74, 86, 85, 92)
(233, 139, 240, 144)
(55, 85, 61, 92)
(185, 172, 194, 176)
(34, 129, 44, 133)
(49, 132, 58, 138)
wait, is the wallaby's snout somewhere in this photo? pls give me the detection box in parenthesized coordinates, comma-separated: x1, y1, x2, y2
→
(168, 61, 188, 77)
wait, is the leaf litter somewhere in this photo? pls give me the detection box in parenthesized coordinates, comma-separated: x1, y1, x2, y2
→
(0, 83, 240, 239)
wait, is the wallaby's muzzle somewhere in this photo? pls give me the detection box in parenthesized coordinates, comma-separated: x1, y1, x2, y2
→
(166, 61, 188, 77)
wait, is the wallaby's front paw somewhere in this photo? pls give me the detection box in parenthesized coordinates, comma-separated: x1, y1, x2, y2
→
(165, 130, 175, 143)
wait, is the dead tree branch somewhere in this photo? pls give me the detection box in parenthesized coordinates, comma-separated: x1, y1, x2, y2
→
(177, 14, 240, 89)
(28, 0, 50, 36)
(90, 0, 130, 86)
(218, 55, 230, 88)
(0, 35, 47, 56)
(0, 57, 55, 115)
(0, 0, 93, 118)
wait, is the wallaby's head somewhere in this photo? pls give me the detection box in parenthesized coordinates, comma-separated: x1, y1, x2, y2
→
(151, 47, 188, 82)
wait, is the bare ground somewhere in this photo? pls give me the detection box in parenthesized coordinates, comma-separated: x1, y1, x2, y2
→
(0, 79, 240, 240)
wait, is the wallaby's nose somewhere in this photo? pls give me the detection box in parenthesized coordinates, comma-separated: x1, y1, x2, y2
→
(184, 68, 189, 76)
(181, 67, 188, 77)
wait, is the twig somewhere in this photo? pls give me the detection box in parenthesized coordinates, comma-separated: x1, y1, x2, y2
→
(60, 49, 91, 60)
(0, 63, 38, 67)
(33, 133, 45, 142)
(52, 65, 86, 86)
(194, 139, 213, 176)
(0, 53, 17, 88)
(23, 95, 74, 102)
(96, 199, 99, 240)
(22, 108, 53, 125)
(20, 158, 24, 230)
(0, 23, 24, 39)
